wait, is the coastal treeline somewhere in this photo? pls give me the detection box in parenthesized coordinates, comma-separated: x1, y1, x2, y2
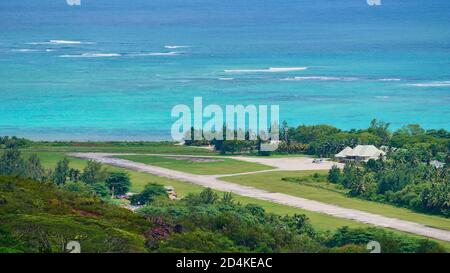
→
(285, 120, 449, 159)
(184, 119, 449, 162)
(0, 136, 31, 149)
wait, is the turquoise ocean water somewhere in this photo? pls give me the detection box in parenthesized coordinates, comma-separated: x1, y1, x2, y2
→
(0, 0, 449, 140)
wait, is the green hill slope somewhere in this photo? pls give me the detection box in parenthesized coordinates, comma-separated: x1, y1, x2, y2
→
(0, 176, 151, 253)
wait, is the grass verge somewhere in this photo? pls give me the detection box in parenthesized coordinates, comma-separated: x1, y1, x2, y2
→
(115, 154, 274, 175)
(220, 170, 450, 231)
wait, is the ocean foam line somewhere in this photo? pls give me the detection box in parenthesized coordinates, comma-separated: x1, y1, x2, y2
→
(27, 40, 95, 45)
(58, 53, 121, 58)
(224, 67, 308, 73)
(49, 40, 83, 45)
(10, 48, 56, 53)
(218, 77, 234, 81)
(164, 45, 190, 49)
(281, 76, 405, 82)
(58, 51, 183, 58)
(281, 76, 359, 81)
(377, 78, 401, 81)
(129, 51, 182, 56)
(405, 81, 450, 87)
(11, 49, 40, 52)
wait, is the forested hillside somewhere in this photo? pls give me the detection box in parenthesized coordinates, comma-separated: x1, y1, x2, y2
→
(0, 176, 445, 253)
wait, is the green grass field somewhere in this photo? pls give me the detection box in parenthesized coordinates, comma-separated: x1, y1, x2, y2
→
(221, 170, 450, 231)
(115, 154, 274, 175)
(22, 141, 215, 155)
(22, 150, 450, 250)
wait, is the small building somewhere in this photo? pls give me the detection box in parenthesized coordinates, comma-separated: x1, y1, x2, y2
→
(335, 145, 385, 162)
(335, 147, 353, 162)
(165, 186, 177, 200)
(430, 160, 445, 169)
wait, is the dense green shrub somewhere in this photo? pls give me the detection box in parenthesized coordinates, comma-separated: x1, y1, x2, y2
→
(0, 136, 32, 149)
(0, 176, 151, 253)
(105, 172, 131, 196)
(327, 152, 449, 216)
(130, 183, 167, 205)
(327, 227, 445, 253)
(138, 188, 445, 253)
(0, 177, 445, 253)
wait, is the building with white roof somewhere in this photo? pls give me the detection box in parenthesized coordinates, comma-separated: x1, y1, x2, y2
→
(430, 160, 445, 168)
(335, 145, 385, 162)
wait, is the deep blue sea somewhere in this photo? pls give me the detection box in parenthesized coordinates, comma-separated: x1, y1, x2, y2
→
(0, 0, 449, 140)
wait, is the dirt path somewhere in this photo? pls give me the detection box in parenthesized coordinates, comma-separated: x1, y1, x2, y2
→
(70, 152, 450, 242)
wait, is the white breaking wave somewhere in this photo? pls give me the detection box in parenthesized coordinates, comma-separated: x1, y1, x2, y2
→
(129, 51, 182, 56)
(11, 48, 56, 53)
(58, 53, 121, 58)
(377, 78, 401, 81)
(49, 40, 82, 45)
(282, 76, 403, 82)
(164, 45, 190, 49)
(224, 67, 308, 73)
(11, 49, 39, 52)
(59, 51, 183, 58)
(406, 81, 450, 87)
(218, 77, 234, 81)
(281, 76, 359, 81)
(28, 40, 94, 45)
(375, 96, 390, 99)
